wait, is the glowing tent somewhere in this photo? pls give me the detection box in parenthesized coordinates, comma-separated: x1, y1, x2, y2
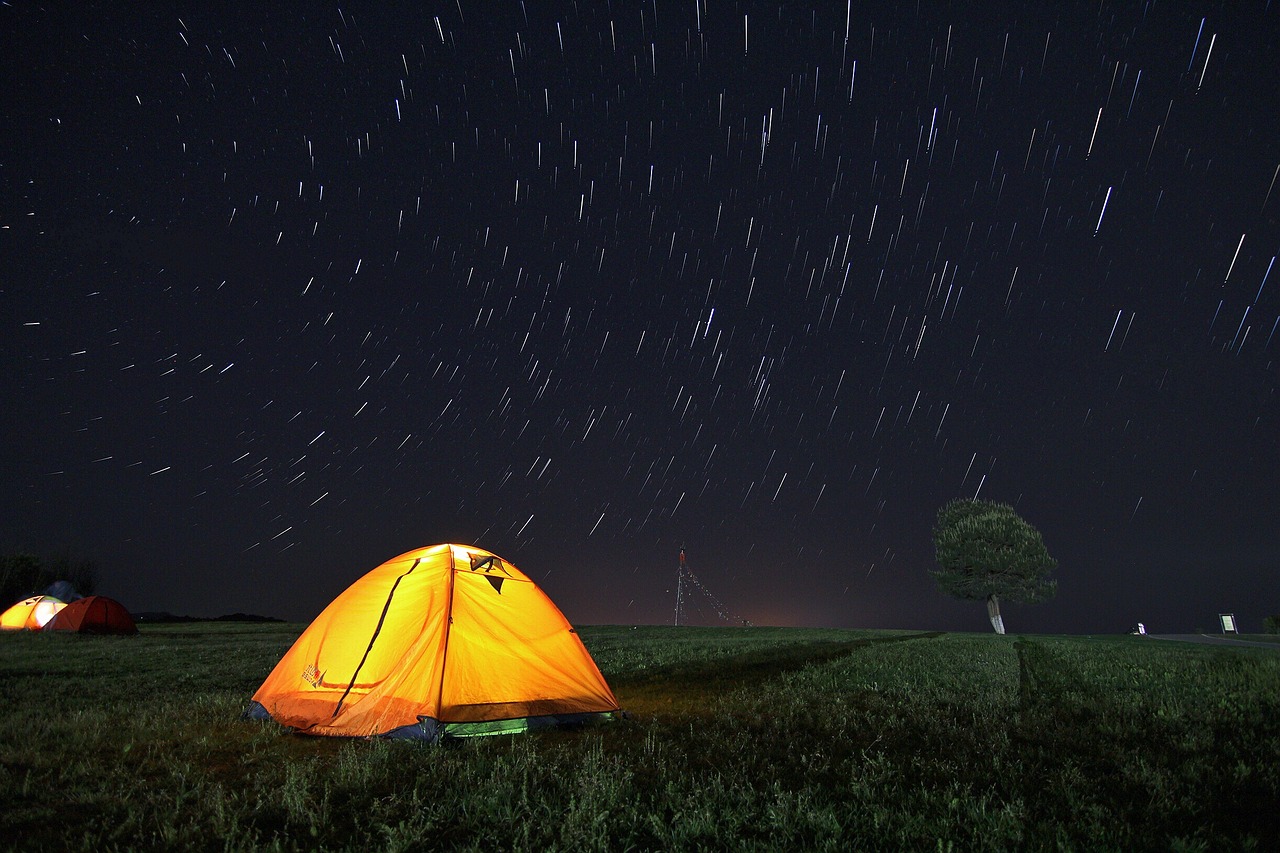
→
(0, 595, 66, 631)
(245, 544, 620, 740)
(45, 596, 138, 635)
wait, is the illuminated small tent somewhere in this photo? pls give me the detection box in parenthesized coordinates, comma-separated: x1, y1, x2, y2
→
(45, 596, 138, 635)
(0, 595, 65, 631)
(245, 544, 620, 740)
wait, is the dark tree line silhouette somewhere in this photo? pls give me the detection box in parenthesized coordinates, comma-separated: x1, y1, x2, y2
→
(0, 551, 99, 605)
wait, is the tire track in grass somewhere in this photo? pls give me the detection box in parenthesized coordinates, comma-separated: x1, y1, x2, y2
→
(617, 632, 944, 716)
(1012, 638, 1211, 846)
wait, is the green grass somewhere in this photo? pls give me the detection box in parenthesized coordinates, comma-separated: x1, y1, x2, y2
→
(2, 624, 1278, 850)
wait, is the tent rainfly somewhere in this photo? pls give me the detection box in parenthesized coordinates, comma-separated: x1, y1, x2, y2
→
(0, 595, 66, 631)
(45, 596, 139, 635)
(245, 544, 620, 740)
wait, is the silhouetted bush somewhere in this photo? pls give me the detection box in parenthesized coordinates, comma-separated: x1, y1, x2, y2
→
(0, 551, 99, 605)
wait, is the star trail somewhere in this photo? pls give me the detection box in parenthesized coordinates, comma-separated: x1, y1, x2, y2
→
(3, 1, 1276, 633)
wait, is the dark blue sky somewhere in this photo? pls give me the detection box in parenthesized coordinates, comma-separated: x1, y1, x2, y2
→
(3, 1, 1277, 633)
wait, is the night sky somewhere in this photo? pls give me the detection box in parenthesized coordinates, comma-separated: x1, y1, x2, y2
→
(4, 1, 1277, 633)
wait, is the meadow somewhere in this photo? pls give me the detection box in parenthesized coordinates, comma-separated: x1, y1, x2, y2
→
(1, 622, 1277, 851)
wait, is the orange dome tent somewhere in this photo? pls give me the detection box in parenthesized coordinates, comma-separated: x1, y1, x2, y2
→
(245, 544, 620, 740)
(45, 596, 138, 635)
(0, 595, 66, 631)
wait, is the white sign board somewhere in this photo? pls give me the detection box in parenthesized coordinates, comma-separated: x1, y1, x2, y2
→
(1219, 613, 1237, 634)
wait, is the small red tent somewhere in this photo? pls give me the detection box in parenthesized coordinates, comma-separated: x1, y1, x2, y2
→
(45, 596, 138, 635)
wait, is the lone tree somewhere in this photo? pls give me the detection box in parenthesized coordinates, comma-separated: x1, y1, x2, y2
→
(930, 499, 1057, 634)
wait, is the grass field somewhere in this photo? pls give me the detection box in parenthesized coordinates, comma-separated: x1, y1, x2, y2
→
(2, 623, 1278, 850)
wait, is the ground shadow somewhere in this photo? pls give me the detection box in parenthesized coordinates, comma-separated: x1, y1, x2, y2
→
(615, 632, 944, 712)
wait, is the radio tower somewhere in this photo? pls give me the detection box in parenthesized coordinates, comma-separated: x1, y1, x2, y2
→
(674, 548, 687, 626)
(670, 546, 752, 627)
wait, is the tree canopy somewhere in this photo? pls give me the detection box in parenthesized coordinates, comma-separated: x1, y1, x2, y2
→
(0, 551, 98, 606)
(931, 499, 1057, 632)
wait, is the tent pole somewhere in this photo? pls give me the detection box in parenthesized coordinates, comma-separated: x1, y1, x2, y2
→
(435, 548, 460, 720)
(332, 557, 423, 718)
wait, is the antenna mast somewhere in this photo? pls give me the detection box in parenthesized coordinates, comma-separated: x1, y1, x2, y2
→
(674, 548, 687, 626)
(671, 547, 752, 627)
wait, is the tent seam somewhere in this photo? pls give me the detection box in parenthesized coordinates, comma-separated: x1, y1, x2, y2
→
(434, 547, 460, 725)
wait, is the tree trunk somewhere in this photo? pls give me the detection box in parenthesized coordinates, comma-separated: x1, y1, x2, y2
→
(987, 594, 1006, 634)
